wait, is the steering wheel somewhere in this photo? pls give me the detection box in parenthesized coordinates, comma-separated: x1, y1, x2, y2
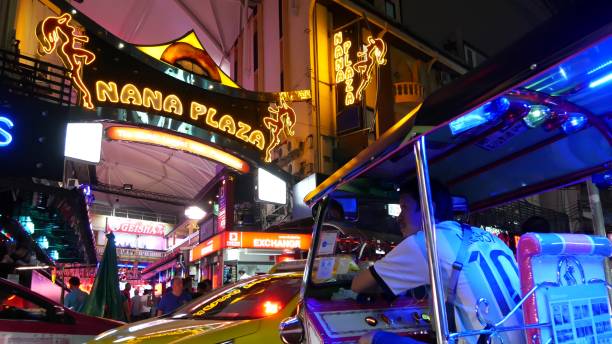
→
(322, 222, 365, 255)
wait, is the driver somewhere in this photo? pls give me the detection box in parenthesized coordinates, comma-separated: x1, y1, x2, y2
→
(352, 180, 525, 344)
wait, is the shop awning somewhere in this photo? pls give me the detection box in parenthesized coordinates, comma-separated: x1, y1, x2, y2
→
(140, 251, 181, 280)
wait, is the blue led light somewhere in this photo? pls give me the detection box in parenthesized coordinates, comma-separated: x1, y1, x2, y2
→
(449, 97, 510, 135)
(589, 72, 612, 88)
(587, 60, 612, 75)
(559, 67, 567, 80)
(592, 170, 612, 188)
(523, 105, 551, 128)
(0, 116, 14, 147)
(561, 113, 587, 133)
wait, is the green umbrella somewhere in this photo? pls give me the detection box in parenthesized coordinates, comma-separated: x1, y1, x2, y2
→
(82, 232, 126, 321)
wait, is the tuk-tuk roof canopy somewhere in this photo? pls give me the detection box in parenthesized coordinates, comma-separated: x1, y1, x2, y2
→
(306, 1, 612, 210)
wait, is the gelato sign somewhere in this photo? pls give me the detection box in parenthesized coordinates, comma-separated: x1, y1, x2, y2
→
(106, 216, 171, 237)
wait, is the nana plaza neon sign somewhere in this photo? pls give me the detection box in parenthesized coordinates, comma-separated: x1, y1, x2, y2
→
(95, 81, 296, 163)
(333, 32, 387, 105)
(36, 13, 297, 163)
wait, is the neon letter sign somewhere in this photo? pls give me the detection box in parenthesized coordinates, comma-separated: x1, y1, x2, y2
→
(333, 32, 356, 106)
(94, 81, 295, 161)
(0, 116, 13, 147)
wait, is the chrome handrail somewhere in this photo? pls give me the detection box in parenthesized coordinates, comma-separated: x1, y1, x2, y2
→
(449, 281, 559, 343)
(449, 279, 612, 343)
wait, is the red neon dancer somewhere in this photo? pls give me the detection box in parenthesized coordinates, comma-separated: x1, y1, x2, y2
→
(264, 98, 296, 163)
(36, 13, 96, 109)
(353, 36, 387, 101)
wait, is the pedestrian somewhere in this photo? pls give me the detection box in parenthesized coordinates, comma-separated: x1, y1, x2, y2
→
(140, 289, 152, 319)
(238, 269, 250, 280)
(64, 276, 89, 312)
(121, 282, 132, 322)
(192, 279, 212, 299)
(156, 276, 192, 316)
(130, 287, 143, 322)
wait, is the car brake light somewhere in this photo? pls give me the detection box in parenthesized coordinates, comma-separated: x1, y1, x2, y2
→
(263, 301, 281, 315)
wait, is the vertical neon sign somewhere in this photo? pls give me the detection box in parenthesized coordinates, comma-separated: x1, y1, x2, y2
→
(333, 32, 356, 106)
(0, 116, 14, 147)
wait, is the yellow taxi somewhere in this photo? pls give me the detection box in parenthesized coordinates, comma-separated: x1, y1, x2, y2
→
(90, 269, 303, 344)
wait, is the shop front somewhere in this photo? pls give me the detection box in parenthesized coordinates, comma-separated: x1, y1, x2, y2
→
(189, 231, 311, 288)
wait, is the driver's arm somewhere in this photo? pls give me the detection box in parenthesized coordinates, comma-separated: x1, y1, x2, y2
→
(352, 233, 428, 297)
(351, 269, 379, 294)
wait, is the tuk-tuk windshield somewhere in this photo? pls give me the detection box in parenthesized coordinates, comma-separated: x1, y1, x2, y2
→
(310, 189, 404, 287)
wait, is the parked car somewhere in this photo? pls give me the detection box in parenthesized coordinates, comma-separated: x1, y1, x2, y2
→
(0, 277, 123, 343)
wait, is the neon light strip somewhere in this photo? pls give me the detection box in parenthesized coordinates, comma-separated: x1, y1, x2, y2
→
(589, 72, 612, 88)
(106, 127, 249, 173)
(587, 60, 612, 75)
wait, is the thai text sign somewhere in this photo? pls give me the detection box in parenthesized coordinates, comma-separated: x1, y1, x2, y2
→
(106, 216, 171, 236)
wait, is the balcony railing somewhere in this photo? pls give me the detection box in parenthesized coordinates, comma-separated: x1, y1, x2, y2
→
(394, 81, 424, 103)
(0, 49, 73, 106)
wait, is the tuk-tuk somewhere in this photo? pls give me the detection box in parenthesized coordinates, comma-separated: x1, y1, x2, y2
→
(280, 2, 612, 343)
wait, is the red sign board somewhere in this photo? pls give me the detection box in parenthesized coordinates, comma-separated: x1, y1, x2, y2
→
(190, 235, 222, 262)
(189, 231, 312, 262)
(224, 232, 311, 250)
(106, 217, 169, 236)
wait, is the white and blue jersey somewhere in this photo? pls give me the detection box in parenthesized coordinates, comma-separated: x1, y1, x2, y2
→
(371, 221, 525, 344)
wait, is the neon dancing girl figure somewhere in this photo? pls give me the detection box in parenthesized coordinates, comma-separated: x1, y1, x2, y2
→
(353, 36, 387, 101)
(36, 13, 96, 109)
(264, 98, 296, 163)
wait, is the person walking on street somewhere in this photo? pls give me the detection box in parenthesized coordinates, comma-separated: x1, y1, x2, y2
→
(64, 277, 89, 312)
(156, 277, 192, 316)
(122, 282, 132, 322)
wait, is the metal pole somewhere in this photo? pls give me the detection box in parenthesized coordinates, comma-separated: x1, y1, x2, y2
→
(586, 178, 612, 294)
(414, 136, 449, 344)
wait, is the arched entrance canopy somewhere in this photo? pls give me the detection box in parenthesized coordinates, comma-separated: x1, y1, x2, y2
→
(40, 1, 309, 166)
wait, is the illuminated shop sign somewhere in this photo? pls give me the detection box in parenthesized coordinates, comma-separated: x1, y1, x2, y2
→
(36, 14, 298, 163)
(96, 81, 294, 162)
(0, 116, 14, 147)
(354, 36, 387, 100)
(189, 235, 222, 262)
(189, 231, 312, 262)
(105, 216, 171, 237)
(36, 13, 96, 109)
(332, 32, 387, 105)
(333, 32, 356, 106)
(106, 126, 250, 173)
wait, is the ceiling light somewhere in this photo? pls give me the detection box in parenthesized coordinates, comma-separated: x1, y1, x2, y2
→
(185, 206, 206, 220)
(16, 265, 50, 270)
(123, 184, 133, 191)
(106, 127, 250, 173)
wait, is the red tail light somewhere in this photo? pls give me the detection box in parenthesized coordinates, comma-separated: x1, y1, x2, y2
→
(263, 301, 281, 315)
